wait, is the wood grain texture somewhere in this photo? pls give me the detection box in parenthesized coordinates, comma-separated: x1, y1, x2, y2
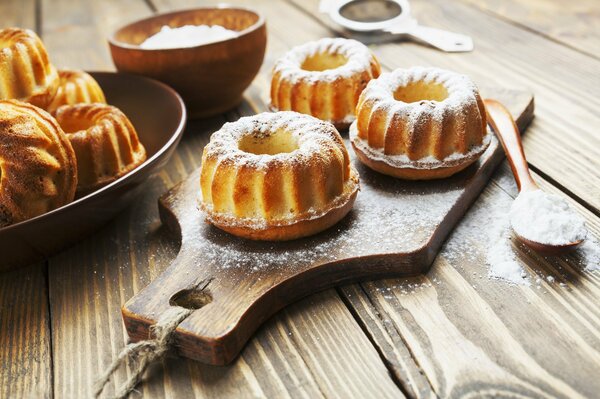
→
(48, 116, 405, 398)
(0, 0, 36, 30)
(0, 3, 52, 399)
(280, 1, 600, 396)
(8, 0, 595, 397)
(339, 170, 600, 397)
(44, 0, 405, 397)
(41, 0, 152, 69)
(123, 87, 532, 365)
(0, 264, 52, 399)
(461, 0, 600, 58)
(291, 0, 600, 213)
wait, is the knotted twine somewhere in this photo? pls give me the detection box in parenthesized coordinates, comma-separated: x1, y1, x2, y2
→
(93, 306, 193, 398)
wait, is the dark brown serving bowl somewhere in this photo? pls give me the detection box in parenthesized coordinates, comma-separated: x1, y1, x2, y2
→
(109, 7, 267, 119)
(0, 72, 186, 272)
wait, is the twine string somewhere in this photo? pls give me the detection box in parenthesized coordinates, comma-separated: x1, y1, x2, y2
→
(93, 306, 194, 399)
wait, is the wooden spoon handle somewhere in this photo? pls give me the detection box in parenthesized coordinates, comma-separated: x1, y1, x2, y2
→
(484, 99, 538, 192)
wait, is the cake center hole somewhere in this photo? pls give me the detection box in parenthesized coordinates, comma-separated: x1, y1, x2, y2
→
(393, 81, 449, 103)
(58, 117, 95, 134)
(239, 129, 299, 155)
(301, 52, 349, 72)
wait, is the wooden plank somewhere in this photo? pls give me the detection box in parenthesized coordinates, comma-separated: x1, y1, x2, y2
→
(273, 1, 600, 395)
(154, 290, 403, 398)
(40, 0, 600, 397)
(44, 0, 405, 396)
(121, 86, 532, 366)
(41, 0, 152, 69)
(48, 118, 404, 397)
(0, 263, 53, 399)
(339, 165, 600, 397)
(0, 3, 52, 399)
(290, 0, 600, 214)
(0, 0, 36, 30)
(461, 0, 600, 58)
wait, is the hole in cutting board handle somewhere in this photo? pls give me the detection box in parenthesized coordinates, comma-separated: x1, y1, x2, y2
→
(169, 279, 213, 310)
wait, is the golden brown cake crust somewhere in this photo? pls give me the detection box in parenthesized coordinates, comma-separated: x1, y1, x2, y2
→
(46, 69, 107, 114)
(352, 67, 489, 180)
(200, 111, 360, 241)
(0, 28, 59, 108)
(0, 100, 77, 227)
(350, 122, 491, 180)
(270, 38, 380, 130)
(54, 103, 146, 195)
(206, 170, 359, 241)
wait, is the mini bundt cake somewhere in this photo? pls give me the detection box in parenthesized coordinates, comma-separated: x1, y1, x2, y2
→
(54, 103, 146, 194)
(46, 69, 106, 113)
(350, 67, 490, 180)
(0, 100, 77, 227)
(0, 28, 59, 108)
(200, 111, 360, 241)
(270, 38, 381, 130)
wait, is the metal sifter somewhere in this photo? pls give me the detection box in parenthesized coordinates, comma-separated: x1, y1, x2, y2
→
(320, 0, 473, 52)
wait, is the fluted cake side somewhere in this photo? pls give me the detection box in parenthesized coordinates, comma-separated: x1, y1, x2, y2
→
(0, 100, 77, 226)
(270, 38, 380, 130)
(54, 103, 146, 194)
(0, 28, 59, 108)
(200, 111, 359, 240)
(351, 67, 490, 180)
(46, 69, 106, 113)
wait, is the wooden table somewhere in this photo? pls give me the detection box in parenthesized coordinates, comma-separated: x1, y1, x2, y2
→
(1, 0, 599, 397)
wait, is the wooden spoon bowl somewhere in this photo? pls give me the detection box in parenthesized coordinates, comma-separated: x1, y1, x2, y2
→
(518, 235, 584, 256)
(109, 7, 267, 118)
(485, 98, 583, 254)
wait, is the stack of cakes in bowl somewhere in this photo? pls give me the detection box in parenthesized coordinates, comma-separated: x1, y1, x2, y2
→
(0, 28, 147, 227)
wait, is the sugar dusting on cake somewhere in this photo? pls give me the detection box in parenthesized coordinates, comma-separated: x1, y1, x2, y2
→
(177, 149, 465, 279)
(199, 111, 358, 230)
(350, 122, 492, 170)
(167, 156, 600, 298)
(205, 111, 345, 171)
(360, 67, 481, 120)
(272, 37, 375, 84)
(354, 66, 487, 162)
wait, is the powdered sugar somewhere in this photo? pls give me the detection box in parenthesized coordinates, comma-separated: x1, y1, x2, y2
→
(174, 140, 467, 277)
(203, 111, 344, 171)
(354, 66, 488, 162)
(510, 190, 587, 245)
(272, 37, 375, 84)
(486, 223, 529, 285)
(580, 238, 600, 271)
(350, 122, 492, 170)
(140, 25, 237, 49)
(441, 177, 599, 287)
(359, 66, 480, 120)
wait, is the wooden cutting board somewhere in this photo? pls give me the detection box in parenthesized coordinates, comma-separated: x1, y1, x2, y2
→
(122, 88, 533, 365)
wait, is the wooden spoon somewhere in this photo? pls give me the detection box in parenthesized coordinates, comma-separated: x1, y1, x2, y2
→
(484, 99, 584, 254)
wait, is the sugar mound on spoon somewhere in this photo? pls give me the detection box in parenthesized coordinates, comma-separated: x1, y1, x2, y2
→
(509, 190, 587, 245)
(140, 25, 238, 49)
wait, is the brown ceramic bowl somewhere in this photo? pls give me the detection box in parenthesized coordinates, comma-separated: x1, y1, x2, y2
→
(109, 7, 267, 119)
(0, 72, 186, 271)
